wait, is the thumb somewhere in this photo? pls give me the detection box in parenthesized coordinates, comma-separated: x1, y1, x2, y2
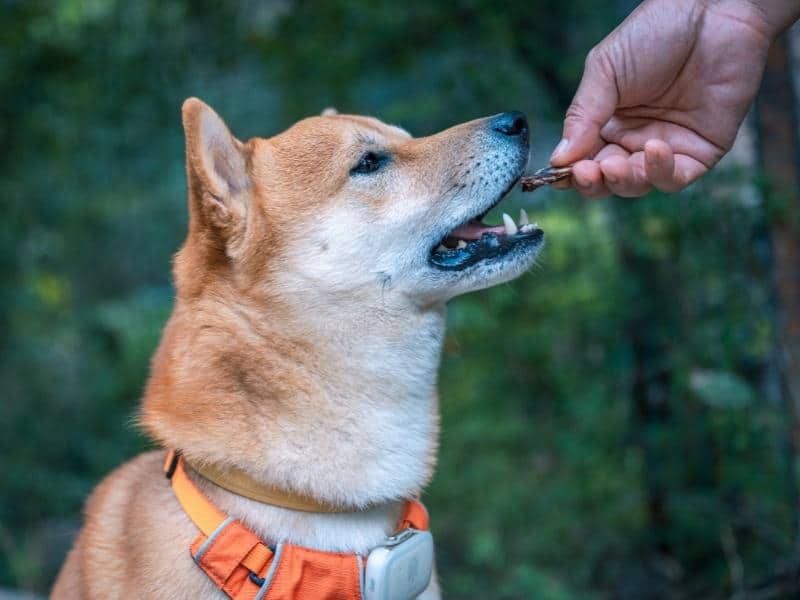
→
(551, 49, 619, 166)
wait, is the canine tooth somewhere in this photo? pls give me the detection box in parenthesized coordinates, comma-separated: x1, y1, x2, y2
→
(519, 208, 529, 226)
(457, 240, 467, 249)
(437, 244, 448, 252)
(502, 213, 518, 235)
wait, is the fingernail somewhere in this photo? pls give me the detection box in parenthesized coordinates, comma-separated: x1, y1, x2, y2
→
(606, 173, 619, 184)
(550, 138, 569, 161)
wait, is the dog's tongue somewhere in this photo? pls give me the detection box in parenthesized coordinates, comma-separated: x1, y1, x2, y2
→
(448, 219, 506, 240)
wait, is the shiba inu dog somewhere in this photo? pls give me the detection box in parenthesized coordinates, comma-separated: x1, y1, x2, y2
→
(52, 98, 542, 599)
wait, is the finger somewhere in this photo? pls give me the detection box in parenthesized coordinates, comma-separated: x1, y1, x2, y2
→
(643, 140, 709, 192)
(601, 116, 726, 173)
(551, 179, 572, 190)
(543, 138, 605, 190)
(571, 143, 631, 198)
(672, 153, 709, 188)
(551, 134, 607, 172)
(643, 139, 681, 192)
(551, 47, 619, 167)
(599, 153, 652, 197)
(571, 159, 611, 199)
(593, 143, 630, 162)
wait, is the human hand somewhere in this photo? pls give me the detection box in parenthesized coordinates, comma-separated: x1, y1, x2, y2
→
(550, 0, 791, 198)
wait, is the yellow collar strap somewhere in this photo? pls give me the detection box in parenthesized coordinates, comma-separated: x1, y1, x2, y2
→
(182, 453, 361, 514)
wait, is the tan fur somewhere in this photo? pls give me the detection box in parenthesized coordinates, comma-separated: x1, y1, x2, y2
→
(53, 98, 537, 599)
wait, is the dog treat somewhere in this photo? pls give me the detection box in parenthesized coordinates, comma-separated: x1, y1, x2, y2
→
(520, 166, 573, 192)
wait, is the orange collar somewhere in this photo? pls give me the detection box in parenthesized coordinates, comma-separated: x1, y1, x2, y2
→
(163, 449, 429, 599)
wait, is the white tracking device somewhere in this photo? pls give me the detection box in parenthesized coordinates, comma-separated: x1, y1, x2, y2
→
(364, 528, 434, 600)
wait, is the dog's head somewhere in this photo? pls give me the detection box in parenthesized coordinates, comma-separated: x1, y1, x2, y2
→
(178, 98, 542, 307)
(142, 100, 543, 499)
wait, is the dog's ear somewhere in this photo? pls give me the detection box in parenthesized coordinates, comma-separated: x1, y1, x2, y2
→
(182, 98, 249, 232)
(321, 107, 338, 116)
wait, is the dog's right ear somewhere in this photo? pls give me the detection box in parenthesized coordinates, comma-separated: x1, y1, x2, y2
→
(182, 98, 249, 233)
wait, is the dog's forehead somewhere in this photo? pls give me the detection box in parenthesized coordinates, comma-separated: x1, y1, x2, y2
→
(266, 114, 412, 150)
(327, 114, 412, 142)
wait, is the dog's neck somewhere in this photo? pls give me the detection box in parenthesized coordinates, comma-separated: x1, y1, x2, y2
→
(141, 287, 445, 512)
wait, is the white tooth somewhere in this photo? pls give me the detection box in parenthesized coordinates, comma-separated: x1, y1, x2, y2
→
(437, 244, 448, 252)
(502, 213, 518, 235)
(457, 240, 467, 249)
(519, 208, 529, 226)
(521, 224, 533, 233)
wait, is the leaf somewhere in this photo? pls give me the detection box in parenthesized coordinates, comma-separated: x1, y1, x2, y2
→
(689, 369, 754, 409)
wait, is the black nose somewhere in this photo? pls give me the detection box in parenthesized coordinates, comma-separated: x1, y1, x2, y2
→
(491, 111, 528, 139)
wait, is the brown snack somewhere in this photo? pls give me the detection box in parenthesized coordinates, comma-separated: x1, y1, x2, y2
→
(520, 166, 573, 192)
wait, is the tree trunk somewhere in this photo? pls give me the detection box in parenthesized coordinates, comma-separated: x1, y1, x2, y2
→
(755, 30, 800, 544)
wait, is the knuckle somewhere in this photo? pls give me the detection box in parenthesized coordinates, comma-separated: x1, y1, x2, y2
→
(585, 46, 603, 68)
(564, 103, 596, 129)
(564, 105, 586, 122)
(605, 176, 637, 197)
(585, 45, 611, 72)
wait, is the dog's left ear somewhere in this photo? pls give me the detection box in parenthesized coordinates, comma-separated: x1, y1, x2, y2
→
(182, 98, 249, 232)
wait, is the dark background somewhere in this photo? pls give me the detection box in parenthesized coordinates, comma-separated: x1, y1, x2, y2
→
(2, 1, 800, 598)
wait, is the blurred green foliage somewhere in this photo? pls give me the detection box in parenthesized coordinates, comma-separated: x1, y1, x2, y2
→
(1, 1, 796, 598)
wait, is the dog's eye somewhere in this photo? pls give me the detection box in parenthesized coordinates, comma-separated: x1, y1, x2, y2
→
(351, 151, 389, 175)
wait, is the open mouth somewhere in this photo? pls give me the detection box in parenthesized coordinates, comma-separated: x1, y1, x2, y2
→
(429, 206, 543, 272)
